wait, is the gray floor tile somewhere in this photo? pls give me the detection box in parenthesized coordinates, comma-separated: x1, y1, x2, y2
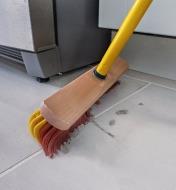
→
(1, 57, 176, 189)
(0, 101, 39, 173)
(92, 76, 148, 116)
(0, 58, 89, 173)
(1, 115, 176, 189)
(94, 84, 176, 189)
(0, 123, 121, 190)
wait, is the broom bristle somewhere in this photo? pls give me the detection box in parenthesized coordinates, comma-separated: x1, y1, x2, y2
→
(38, 80, 120, 158)
(39, 110, 91, 158)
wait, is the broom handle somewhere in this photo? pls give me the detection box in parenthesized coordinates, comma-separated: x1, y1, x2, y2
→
(95, 0, 153, 79)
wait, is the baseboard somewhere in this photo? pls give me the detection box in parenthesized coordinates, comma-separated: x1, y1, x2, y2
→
(114, 33, 176, 81)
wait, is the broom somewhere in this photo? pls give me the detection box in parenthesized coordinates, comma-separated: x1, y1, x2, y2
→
(28, 0, 153, 157)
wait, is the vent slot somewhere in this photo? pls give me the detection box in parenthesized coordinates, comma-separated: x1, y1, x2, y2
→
(0, 45, 23, 62)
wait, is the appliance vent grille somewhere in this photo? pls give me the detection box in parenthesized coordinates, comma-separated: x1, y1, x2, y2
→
(0, 45, 23, 62)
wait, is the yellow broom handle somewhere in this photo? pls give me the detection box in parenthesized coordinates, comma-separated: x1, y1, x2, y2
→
(95, 0, 153, 77)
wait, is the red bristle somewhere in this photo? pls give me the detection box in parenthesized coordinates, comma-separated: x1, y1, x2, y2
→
(59, 130, 71, 146)
(40, 126, 53, 155)
(50, 130, 71, 157)
(39, 123, 52, 143)
(48, 133, 57, 158)
(41, 127, 58, 156)
(53, 132, 61, 154)
(48, 131, 62, 158)
(39, 110, 92, 157)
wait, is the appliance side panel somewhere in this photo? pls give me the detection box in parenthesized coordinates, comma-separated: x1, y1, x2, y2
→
(55, 0, 111, 72)
(0, 0, 56, 52)
(28, 0, 56, 52)
(0, 0, 34, 51)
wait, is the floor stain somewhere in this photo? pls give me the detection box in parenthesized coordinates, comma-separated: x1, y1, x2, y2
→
(93, 121, 115, 138)
(138, 102, 144, 106)
(109, 119, 116, 126)
(115, 110, 128, 115)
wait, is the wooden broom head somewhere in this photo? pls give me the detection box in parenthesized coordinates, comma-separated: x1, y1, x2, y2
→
(41, 58, 128, 131)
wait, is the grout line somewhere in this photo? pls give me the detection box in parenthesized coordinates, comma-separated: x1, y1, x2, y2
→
(124, 74, 153, 84)
(124, 74, 176, 91)
(92, 120, 115, 138)
(94, 82, 152, 119)
(0, 150, 42, 178)
(150, 82, 176, 92)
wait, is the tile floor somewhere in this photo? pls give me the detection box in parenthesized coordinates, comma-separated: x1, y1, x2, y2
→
(0, 57, 176, 190)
